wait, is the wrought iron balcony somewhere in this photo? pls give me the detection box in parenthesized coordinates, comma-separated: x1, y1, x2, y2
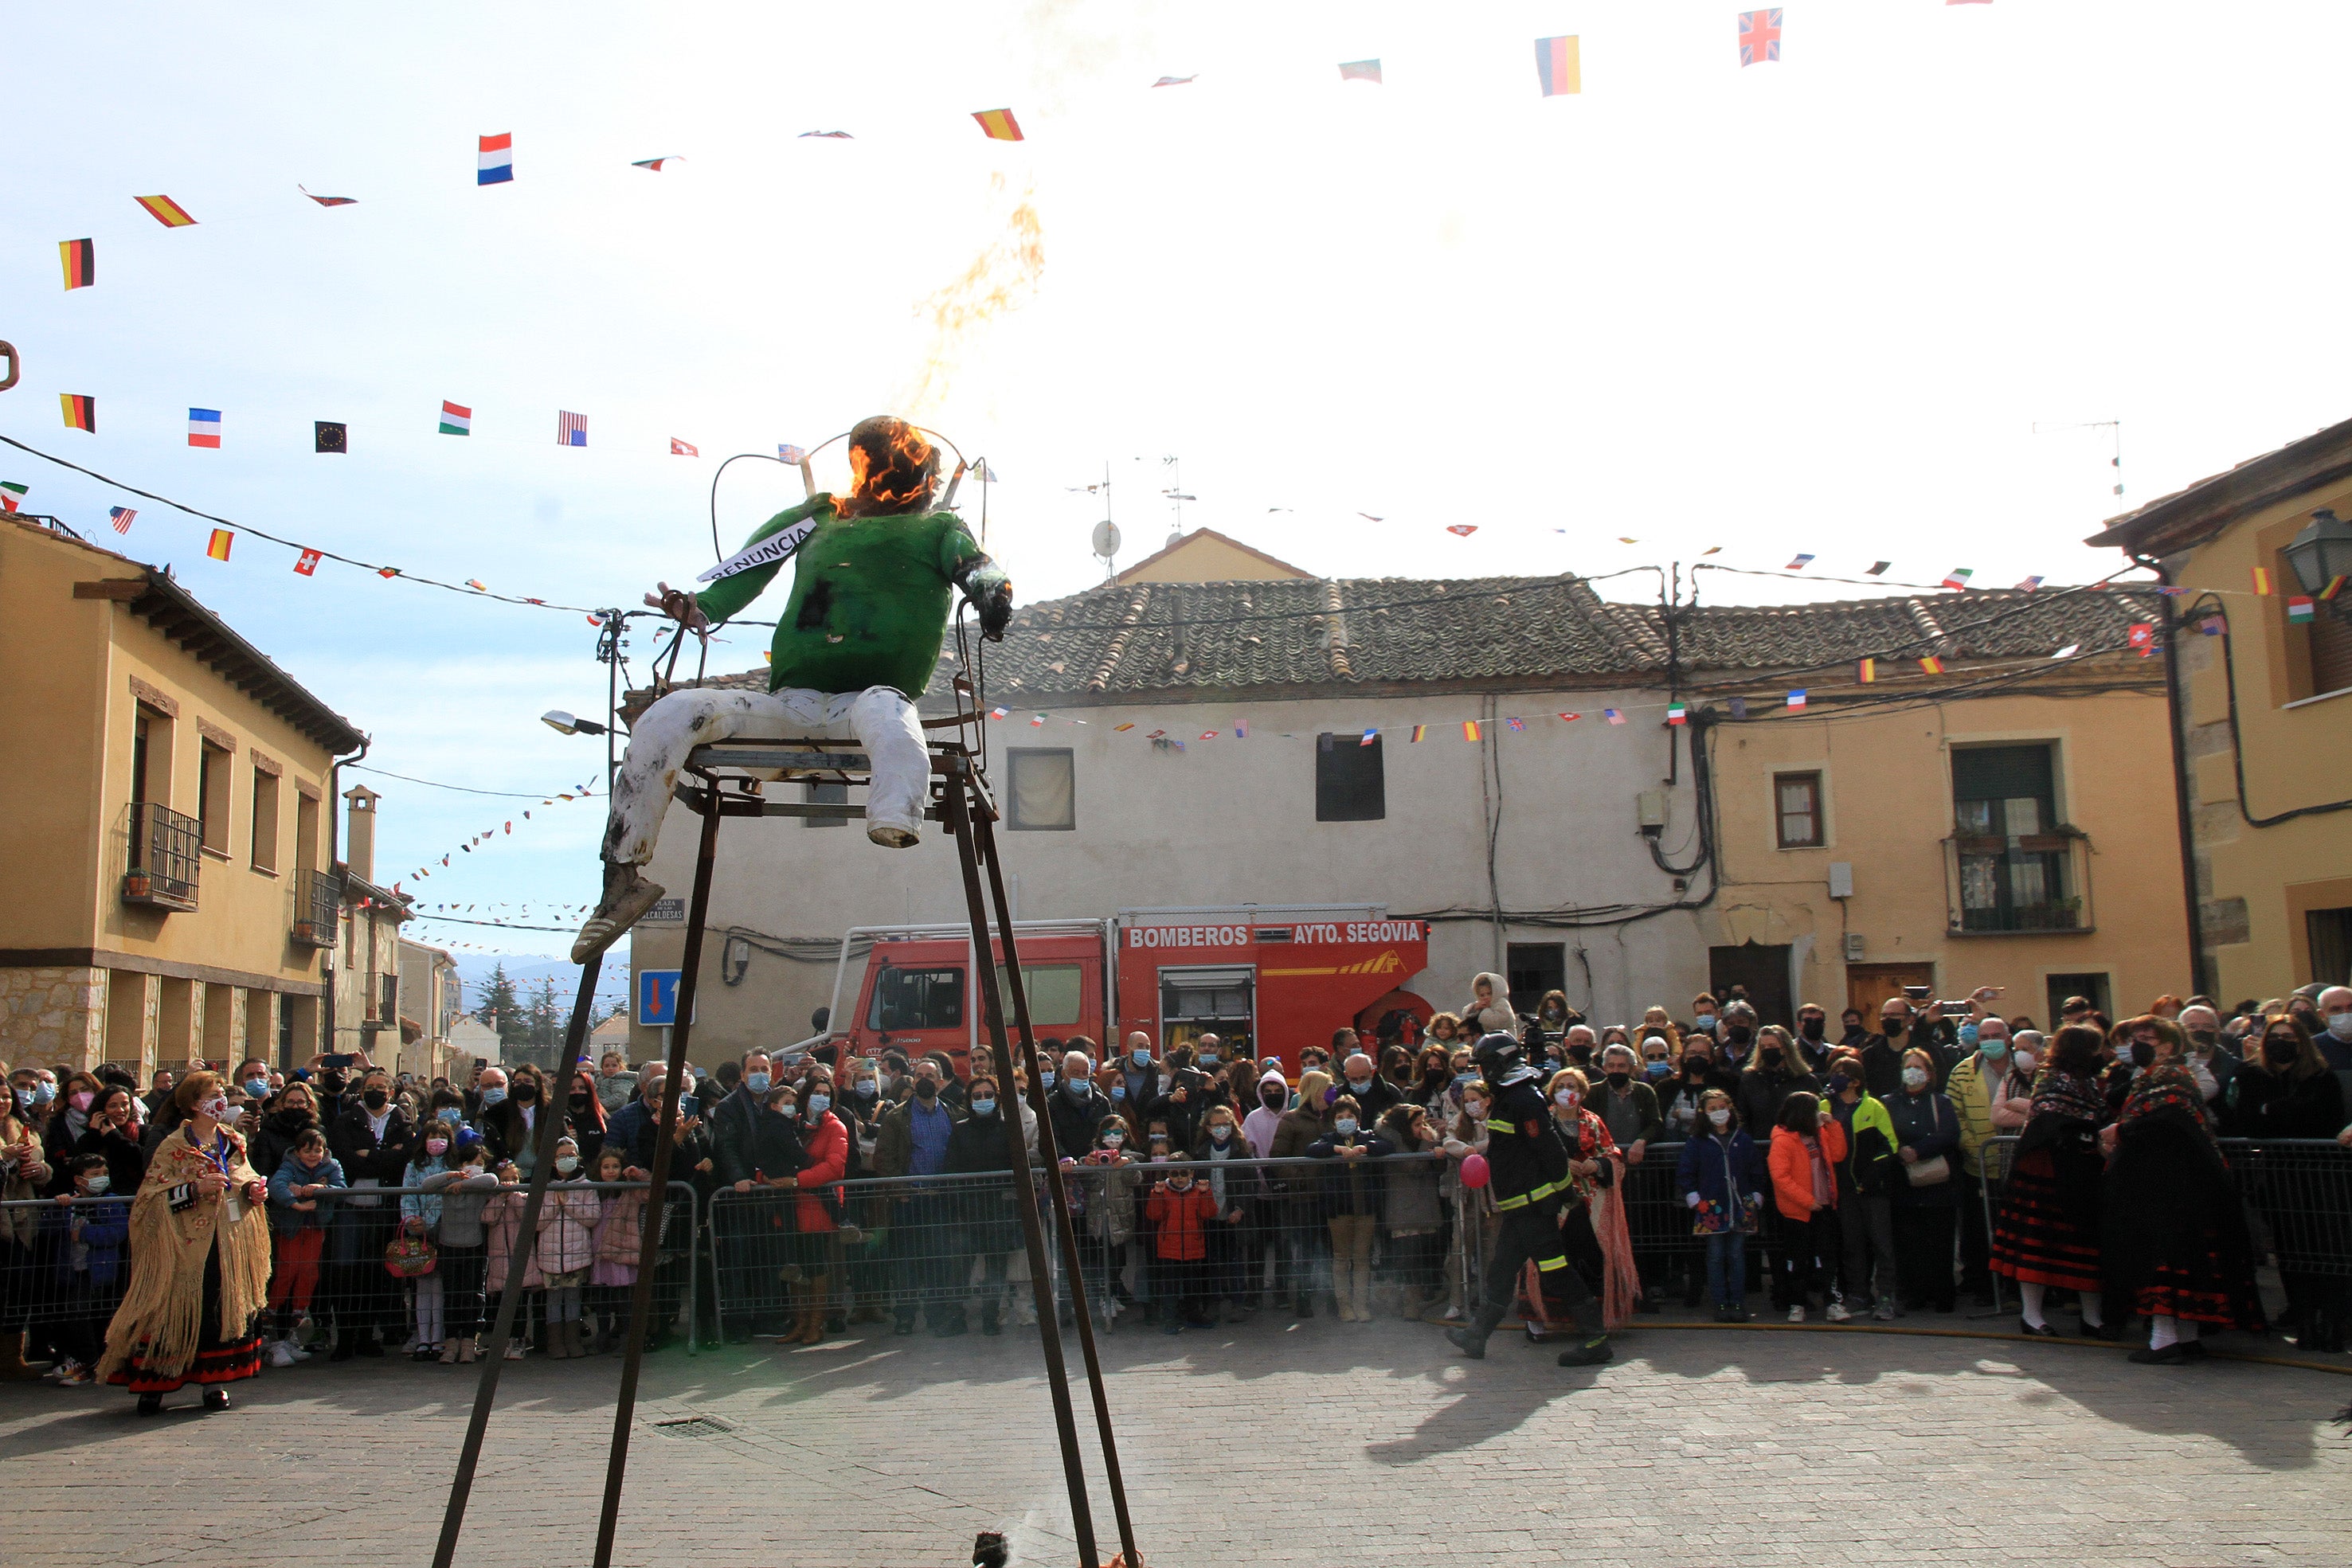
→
(292, 868, 339, 948)
(1942, 828, 2092, 935)
(120, 803, 201, 912)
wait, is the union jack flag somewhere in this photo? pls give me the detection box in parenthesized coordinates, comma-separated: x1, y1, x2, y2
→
(1739, 10, 1783, 67)
(557, 410, 587, 447)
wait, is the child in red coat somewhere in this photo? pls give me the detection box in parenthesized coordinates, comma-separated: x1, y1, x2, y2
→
(1145, 1169, 1218, 1335)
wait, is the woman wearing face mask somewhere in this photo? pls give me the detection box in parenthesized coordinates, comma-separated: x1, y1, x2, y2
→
(2102, 1046, 2264, 1363)
(249, 1082, 322, 1180)
(941, 1076, 1022, 1335)
(1189, 1105, 1259, 1323)
(1733, 1026, 1822, 1140)
(1542, 1068, 1634, 1330)
(398, 1120, 464, 1362)
(1415, 1045, 1457, 1120)
(1268, 1069, 1335, 1316)
(779, 1073, 848, 1344)
(1, 1077, 57, 1382)
(1990, 1026, 2111, 1339)
(1677, 1088, 1763, 1322)
(1885, 1047, 1962, 1314)
(529, 1136, 601, 1358)
(70, 1085, 150, 1198)
(2225, 1015, 2346, 1351)
(566, 1069, 609, 1173)
(479, 1066, 551, 1179)
(41, 1073, 104, 1184)
(1071, 1117, 1140, 1327)
(97, 1072, 271, 1414)
(1825, 1051, 1900, 1322)
(1372, 1103, 1446, 1320)
(1992, 1034, 2041, 1135)
(1306, 1094, 1394, 1324)
(326, 1068, 417, 1360)
(41, 1154, 130, 1385)
(1435, 1080, 1495, 1323)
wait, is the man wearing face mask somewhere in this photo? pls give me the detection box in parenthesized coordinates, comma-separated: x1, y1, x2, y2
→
(326, 1067, 417, 1359)
(872, 1057, 966, 1335)
(467, 1066, 508, 1124)
(1861, 999, 1916, 1100)
(1939, 1007, 2013, 1306)
(1118, 1032, 1162, 1112)
(1446, 1032, 1611, 1367)
(2175, 1004, 2238, 1112)
(1715, 1002, 1759, 1073)
(710, 1051, 778, 1195)
(1337, 1051, 1400, 1122)
(2314, 986, 2352, 1073)
(1050, 1050, 1113, 1167)
(1796, 1005, 1830, 1054)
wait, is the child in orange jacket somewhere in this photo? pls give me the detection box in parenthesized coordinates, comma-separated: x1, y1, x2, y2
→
(1767, 1093, 1847, 1323)
(1145, 1169, 1218, 1335)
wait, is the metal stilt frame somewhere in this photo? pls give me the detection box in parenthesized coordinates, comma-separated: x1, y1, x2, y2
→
(434, 688, 1138, 1568)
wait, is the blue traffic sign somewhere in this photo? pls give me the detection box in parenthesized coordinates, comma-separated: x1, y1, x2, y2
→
(636, 968, 683, 1027)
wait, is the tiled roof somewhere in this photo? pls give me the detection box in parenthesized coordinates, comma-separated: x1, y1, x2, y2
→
(2087, 413, 2352, 556)
(659, 573, 2165, 710)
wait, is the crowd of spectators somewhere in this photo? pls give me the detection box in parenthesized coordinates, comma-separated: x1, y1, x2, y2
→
(2, 980, 2348, 1388)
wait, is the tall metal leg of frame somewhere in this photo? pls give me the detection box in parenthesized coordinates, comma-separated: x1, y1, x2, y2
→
(972, 802, 1140, 1566)
(593, 792, 726, 1568)
(432, 948, 605, 1568)
(944, 780, 1104, 1568)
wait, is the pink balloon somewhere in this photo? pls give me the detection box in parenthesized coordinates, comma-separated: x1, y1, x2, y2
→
(1459, 1152, 1489, 1190)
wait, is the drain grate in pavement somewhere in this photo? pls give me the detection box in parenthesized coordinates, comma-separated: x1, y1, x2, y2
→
(649, 1416, 735, 1437)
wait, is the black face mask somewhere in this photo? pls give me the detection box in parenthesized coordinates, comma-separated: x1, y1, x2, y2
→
(1724, 1026, 1753, 1047)
(2129, 1042, 2155, 1069)
(1880, 1019, 1906, 1039)
(2263, 1038, 2299, 1066)
(514, 1085, 538, 1105)
(361, 1089, 388, 1111)
(569, 1093, 593, 1113)
(1604, 1071, 1630, 1089)
(1800, 1019, 1825, 1041)
(1759, 1046, 1783, 1067)
(1262, 1088, 1286, 1109)
(1683, 1057, 1710, 1076)
(914, 1079, 937, 1101)
(1567, 1045, 1593, 1064)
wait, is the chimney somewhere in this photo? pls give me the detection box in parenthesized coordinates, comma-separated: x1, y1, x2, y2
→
(342, 784, 379, 882)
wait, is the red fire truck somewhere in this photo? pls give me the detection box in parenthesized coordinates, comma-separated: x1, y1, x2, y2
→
(800, 905, 1434, 1075)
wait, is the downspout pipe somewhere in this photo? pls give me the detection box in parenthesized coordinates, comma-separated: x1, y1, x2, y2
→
(2133, 556, 2207, 995)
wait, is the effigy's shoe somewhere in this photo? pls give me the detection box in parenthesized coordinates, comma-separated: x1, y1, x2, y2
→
(572, 873, 666, 963)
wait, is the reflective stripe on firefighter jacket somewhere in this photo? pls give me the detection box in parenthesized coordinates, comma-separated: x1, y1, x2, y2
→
(1481, 1077, 1570, 1221)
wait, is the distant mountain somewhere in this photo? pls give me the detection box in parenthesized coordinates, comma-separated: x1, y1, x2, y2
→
(448, 949, 631, 1019)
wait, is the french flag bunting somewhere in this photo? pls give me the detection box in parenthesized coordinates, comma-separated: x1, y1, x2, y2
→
(479, 133, 513, 186)
(187, 408, 221, 448)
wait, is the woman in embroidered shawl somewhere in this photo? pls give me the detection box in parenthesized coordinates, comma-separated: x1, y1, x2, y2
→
(2100, 1057, 2264, 1364)
(1990, 1025, 2111, 1339)
(97, 1071, 272, 1412)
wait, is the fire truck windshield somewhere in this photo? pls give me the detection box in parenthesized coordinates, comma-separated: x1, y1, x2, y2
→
(868, 965, 965, 1032)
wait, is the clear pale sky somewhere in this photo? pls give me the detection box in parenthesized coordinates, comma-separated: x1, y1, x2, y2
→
(7, 1, 2346, 969)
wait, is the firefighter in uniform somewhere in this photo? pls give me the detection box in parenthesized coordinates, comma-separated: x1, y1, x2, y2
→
(1446, 1031, 1613, 1367)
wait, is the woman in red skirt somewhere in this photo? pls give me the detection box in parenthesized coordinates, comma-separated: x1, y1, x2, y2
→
(1991, 1025, 2110, 1339)
(2102, 1056, 2264, 1363)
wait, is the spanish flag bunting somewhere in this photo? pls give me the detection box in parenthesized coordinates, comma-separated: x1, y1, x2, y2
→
(1857, 658, 1877, 683)
(465, 579, 488, 592)
(1920, 655, 1945, 674)
(1462, 719, 1481, 741)
(1113, 722, 1134, 732)
(205, 529, 233, 561)
(299, 186, 358, 206)
(2323, 575, 2347, 601)
(972, 108, 1024, 142)
(135, 195, 197, 227)
(59, 239, 93, 290)
(295, 549, 322, 575)
(60, 394, 94, 432)
(2251, 566, 2272, 595)
(1410, 725, 1426, 743)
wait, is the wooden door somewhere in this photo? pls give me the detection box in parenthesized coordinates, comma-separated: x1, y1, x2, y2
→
(1846, 962, 1934, 1023)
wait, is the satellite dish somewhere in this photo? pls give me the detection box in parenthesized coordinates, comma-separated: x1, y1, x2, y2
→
(1090, 520, 1121, 559)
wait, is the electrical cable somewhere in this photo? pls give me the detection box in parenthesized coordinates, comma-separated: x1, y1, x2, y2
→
(0, 432, 601, 613)
(2188, 592, 2352, 827)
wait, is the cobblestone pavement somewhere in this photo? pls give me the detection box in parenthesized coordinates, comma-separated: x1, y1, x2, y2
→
(4, 1318, 2348, 1568)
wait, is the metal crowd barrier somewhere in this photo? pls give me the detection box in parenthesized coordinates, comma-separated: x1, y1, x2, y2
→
(706, 1153, 1457, 1336)
(0, 1181, 703, 1359)
(1977, 1134, 2352, 1307)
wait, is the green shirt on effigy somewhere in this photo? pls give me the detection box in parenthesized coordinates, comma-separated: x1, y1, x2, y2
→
(693, 495, 992, 699)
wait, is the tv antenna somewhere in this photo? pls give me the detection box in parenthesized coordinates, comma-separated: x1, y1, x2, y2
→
(2033, 419, 2124, 498)
(1070, 461, 1119, 580)
(1160, 455, 1193, 548)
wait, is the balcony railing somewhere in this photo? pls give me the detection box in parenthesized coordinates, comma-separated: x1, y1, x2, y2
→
(292, 868, 339, 948)
(120, 803, 201, 912)
(1942, 829, 2092, 934)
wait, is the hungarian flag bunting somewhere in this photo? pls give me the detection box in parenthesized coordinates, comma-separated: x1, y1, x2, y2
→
(59, 239, 93, 289)
(295, 549, 323, 575)
(135, 195, 197, 227)
(205, 529, 233, 561)
(440, 401, 472, 436)
(2287, 596, 2315, 624)
(972, 108, 1024, 141)
(61, 394, 95, 432)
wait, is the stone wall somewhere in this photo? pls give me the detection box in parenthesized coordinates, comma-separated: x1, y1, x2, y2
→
(0, 966, 108, 1069)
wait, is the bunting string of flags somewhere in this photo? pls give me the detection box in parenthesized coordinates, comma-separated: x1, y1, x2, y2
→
(400, 781, 600, 888)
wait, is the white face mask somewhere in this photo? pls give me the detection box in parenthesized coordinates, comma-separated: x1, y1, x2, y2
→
(1462, 1101, 1486, 1120)
(2327, 1011, 2352, 1041)
(554, 1155, 580, 1175)
(1554, 1089, 1579, 1109)
(198, 1097, 229, 1122)
(1707, 1107, 1732, 1128)
(1901, 1067, 1930, 1090)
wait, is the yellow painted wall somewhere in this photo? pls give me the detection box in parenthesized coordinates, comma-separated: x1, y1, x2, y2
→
(1115, 531, 1311, 584)
(1707, 682, 2190, 1024)
(0, 522, 338, 1027)
(2165, 477, 2352, 1001)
